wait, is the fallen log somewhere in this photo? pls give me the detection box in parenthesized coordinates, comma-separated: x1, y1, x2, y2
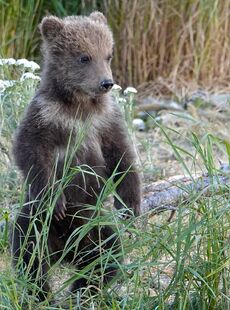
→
(141, 170, 230, 215)
(135, 101, 184, 113)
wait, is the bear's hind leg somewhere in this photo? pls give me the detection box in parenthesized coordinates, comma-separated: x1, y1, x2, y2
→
(69, 225, 121, 295)
(12, 205, 52, 301)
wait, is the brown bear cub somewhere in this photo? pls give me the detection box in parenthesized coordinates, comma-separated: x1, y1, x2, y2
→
(12, 11, 141, 301)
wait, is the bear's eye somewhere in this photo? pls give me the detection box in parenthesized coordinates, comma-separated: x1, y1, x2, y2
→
(80, 55, 91, 64)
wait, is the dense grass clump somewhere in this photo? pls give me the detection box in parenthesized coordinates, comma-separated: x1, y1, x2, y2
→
(0, 60, 229, 309)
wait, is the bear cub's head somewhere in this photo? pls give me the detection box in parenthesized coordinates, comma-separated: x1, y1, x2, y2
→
(40, 12, 114, 98)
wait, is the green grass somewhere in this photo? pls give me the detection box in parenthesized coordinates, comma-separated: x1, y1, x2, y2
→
(0, 60, 229, 309)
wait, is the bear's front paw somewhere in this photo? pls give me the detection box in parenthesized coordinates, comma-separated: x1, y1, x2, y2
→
(54, 193, 67, 221)
(115, 200, 140, 219)
(132, 202, 141, 217)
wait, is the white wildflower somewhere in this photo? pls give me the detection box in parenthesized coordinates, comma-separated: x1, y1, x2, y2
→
(16, 59, 40, 71)
(0, 80, 6, 91)
(112, 84, 122, 91)
(29, 61, 40, 71)
(16, 58, 29, 67)
(20, 72, 41, 81)
(0, 80, 16, 91)
(5, 58, 16, 65)
(118, 98, 127, 104)
(124, 86, 137, 95)
(0, 58, 16, 66)
(4, 80, 15, 87)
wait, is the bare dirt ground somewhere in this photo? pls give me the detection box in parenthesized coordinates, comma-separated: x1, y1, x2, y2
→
(137, 104, 230, 184)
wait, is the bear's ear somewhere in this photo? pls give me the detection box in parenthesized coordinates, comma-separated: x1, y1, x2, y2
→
(39, 16, 64, 40)
(89, 11, 107, 25)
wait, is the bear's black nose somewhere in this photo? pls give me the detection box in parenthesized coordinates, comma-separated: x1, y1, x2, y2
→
(100, 79, 114, 92)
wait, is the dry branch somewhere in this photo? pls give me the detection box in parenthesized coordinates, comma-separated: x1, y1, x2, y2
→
(141, 172, 230, 215)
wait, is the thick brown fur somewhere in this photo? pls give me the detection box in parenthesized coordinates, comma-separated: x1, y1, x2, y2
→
(12, 12, 141, 301)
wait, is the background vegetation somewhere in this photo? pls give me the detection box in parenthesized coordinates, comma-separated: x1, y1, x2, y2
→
(1, 0, 230, 87)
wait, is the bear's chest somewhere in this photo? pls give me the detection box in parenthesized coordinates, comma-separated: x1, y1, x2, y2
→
(55, 128, 105, 169)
